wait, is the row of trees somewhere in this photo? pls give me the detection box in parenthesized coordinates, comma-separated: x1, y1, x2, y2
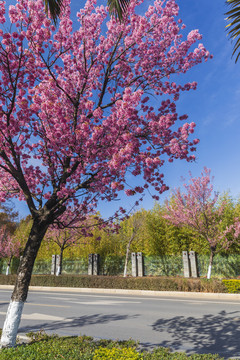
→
(2, 169, 240, 279)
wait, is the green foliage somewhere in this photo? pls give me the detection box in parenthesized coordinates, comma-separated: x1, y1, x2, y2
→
(0, 205, 18, 234)
(14, 215, 32, 242)
(144, 204, 169, 255)
(142, 204, 208, 256)
(0, 334, 224, 359)
(142, 347, 223, 359)
(26, 329, 58, 343)
(0, 335, 96, 360)
(93, 346, 142, 359)
(222, 279, 240, 293)
(32, 195, 240, 265)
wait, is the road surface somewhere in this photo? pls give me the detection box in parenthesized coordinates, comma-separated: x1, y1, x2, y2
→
(1, 288, 240, 359)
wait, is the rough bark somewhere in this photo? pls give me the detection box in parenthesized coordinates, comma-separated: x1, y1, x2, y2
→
(0, 217, 50, 348)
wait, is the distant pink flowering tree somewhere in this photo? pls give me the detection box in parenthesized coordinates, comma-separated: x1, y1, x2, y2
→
(0, 226, 20, 275)
(164, 168, 240, 279)
(0, 0, 211, 347)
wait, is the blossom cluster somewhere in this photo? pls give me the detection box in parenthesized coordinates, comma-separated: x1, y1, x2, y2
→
(0, 0, 211, 220)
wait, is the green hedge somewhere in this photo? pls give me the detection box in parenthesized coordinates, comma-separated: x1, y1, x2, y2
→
(222, 279, 240, 293)
(0, 274, 227, 293)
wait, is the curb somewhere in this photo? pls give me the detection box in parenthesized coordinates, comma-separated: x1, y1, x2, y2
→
(1, 285, 240, 300)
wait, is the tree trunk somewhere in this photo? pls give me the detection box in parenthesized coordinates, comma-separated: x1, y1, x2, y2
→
(0, 217, 49, 348)
(207, 249, 215, 280)
(56, 248, 64, 276)
(123, 243, 130, 277)
(6, 255, 13, 276)
(123, 234, 134, 277)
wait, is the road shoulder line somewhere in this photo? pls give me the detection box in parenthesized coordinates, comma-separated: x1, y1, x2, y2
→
(0, 285, 240, 300)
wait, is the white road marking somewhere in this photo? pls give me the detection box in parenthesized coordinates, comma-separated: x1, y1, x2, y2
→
(46, 297, 141, 306)
(46, 296, 80, 301)
(69, 300, 141, 305)
(43, 295, 240, 306)
(0, 301, 70, 308)
(26, 303, 70, 308)
(2, 290, 240, 305)
(0, 311, 68, 321)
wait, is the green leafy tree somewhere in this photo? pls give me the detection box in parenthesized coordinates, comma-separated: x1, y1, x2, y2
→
(144, 203, 204, 256)
(0, 205, 18, 235)
(13, 216, 32, 254)
(144, 204, 168, 256)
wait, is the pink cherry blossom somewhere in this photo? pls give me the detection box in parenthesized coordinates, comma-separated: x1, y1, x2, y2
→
(164, 168, 240, 278)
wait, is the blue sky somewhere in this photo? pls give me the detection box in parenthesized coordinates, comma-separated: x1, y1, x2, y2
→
(10, 0, 240, 219)
(163, 1, 240, 198)
(98, 0, 240, 218)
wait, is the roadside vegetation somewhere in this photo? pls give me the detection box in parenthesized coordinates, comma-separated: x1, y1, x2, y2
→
(2, 190, 240, 271)
(2, 184, 240, 281)
(0, 332, 224, 359)
(0, 274, 228, 292)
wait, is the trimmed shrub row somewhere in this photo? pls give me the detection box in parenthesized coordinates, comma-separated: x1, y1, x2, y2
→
(222, 279, 240, 293)
(0, 274, 227, 293)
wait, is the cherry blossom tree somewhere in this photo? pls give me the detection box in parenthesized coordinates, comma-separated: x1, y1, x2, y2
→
(44, 211, 93, 275)
(164, 168, 240, 279)
(0, 226, 21, 275)
(0, 0, 211, 347)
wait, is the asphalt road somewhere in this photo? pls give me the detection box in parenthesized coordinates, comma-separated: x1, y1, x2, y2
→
(1, 288, 240, 359)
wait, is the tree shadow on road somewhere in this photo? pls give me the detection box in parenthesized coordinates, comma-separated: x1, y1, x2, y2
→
(19, 313, 140, 334)
(151, 310, 240, 359)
